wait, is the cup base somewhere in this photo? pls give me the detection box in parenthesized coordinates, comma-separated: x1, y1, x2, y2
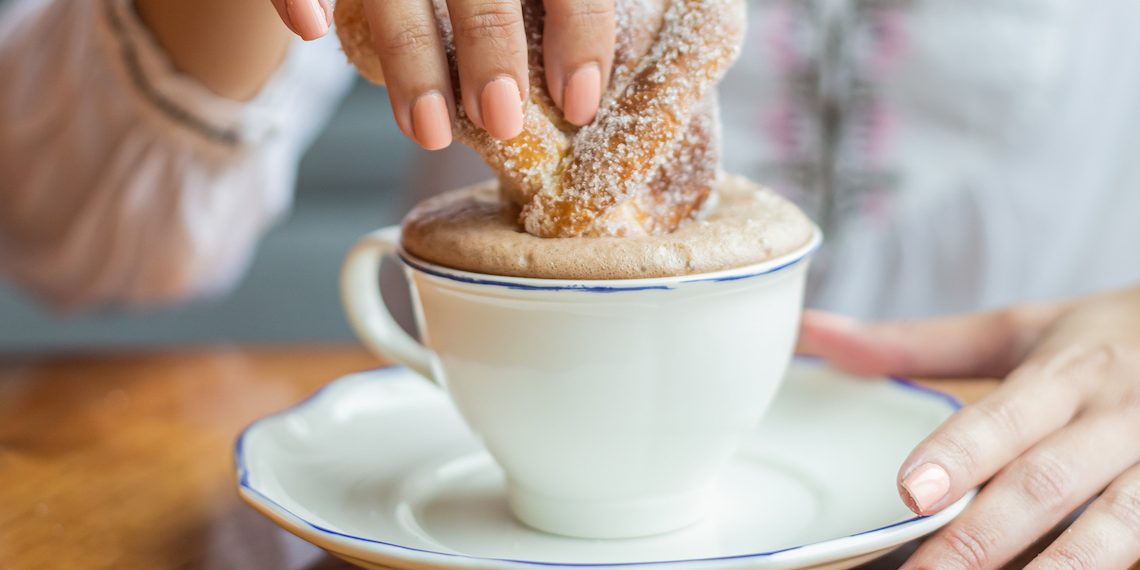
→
(507, 485, 711, 539)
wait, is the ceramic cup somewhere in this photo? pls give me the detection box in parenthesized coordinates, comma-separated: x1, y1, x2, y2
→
(340, 225, 821, 539)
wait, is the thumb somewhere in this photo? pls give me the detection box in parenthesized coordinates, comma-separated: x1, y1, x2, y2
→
(796, 305, 1062, 379)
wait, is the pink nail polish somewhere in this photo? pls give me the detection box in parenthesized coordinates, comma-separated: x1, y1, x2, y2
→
(562, 64, 601, 125)
(411, 92, 453, 151)
(480, 77, 524, 140)
(901, 463, 951, 514)
(286, 0, 328, 39)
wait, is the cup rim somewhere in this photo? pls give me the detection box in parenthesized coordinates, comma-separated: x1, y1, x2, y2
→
(396, 225, 823, 292)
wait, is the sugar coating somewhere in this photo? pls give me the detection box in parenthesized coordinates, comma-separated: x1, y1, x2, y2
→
(523, 0, 747, 237)
(402, 175, 815, 280)
(434, 0, 570, 207)
(336, 0, 749, 238)
(332, 0, 385, 85)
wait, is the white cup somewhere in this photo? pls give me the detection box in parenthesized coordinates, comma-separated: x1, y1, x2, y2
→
(341, 225, 821, 539)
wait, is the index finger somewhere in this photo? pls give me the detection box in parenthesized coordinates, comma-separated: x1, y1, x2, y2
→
(897, 346, 1100, 517)
(542, 0, 615, 125)
(446, 0, 529, 139)
(796, 305, 1063, 379)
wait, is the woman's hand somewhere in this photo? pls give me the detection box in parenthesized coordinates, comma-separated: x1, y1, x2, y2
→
(269, 0, 615, 149)
(799, 287, 1140, 569)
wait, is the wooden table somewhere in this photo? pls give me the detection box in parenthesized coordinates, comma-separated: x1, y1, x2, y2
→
(0, 346, 1089, 569)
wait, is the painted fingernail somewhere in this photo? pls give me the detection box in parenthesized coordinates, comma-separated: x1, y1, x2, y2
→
(411, 92, 453, 150)
(901, 463, 951, 514)
(480, 77, 524, 140)
(562, 64, 601, 126)
(286, 0, 328, 40)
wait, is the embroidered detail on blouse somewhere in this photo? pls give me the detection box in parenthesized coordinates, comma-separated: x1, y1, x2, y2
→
(759, 0, 907, 237)
(101, 0, 240, 145)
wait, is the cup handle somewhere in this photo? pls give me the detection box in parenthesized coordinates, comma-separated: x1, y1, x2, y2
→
(340, 226, 438, 383)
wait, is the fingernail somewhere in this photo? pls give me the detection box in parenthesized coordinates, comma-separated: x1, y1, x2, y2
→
(562, 64, 601, 126)
(287, 0, 328, 39)
(411, 92, 453, 151)
(480, 77, 524, 140)
(901, 463, 951, 514)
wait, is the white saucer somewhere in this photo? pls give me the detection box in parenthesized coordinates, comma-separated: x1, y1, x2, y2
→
(236, 360, 976, 570)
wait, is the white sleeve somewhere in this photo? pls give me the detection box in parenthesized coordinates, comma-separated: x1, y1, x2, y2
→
(0, 0, 356, 310)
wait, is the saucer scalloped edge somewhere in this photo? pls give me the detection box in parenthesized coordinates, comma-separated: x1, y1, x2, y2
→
(236, 359, 977, 570)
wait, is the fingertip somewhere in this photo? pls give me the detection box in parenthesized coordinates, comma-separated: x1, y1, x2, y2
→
(798, 311, 887, 375)
(480, 76, 524, 140)
(270, 0, 299, 36)
(286, 0, 329, 40)
(562, 63, 602, 125)
(802, 312, 940, 377)
(321, 0, 333, 29)
(447, 0, 528, 136)
(796, 311, 835, 356)
(411, 92, 454, 151)
(899, 463, 952, 515)
(802, 309, 859, 330)
(542, 0, 615, 113)
(365, 0, 454, 145)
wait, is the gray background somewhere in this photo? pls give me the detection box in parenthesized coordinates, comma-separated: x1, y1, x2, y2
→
(0, 80, 488, 350)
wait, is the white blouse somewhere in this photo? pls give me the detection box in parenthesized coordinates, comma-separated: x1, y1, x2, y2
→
(0, 0, 352, 309)
(3, 0, 1140, 319)
(725, 0, 1140, 318)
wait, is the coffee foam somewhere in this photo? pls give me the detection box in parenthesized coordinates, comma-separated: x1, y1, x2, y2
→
(400, 174, 816, 280)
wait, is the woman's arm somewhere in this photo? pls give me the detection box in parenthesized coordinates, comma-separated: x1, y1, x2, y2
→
(0, 0, 353, 309)
(135, 0, 292, 101)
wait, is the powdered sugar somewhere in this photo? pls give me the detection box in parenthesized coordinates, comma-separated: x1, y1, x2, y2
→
(522, 0, 747, 237)
(335, 0, 747, 238)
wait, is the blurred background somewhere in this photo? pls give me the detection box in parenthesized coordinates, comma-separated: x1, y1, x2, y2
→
(0, 76, 471, 350)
